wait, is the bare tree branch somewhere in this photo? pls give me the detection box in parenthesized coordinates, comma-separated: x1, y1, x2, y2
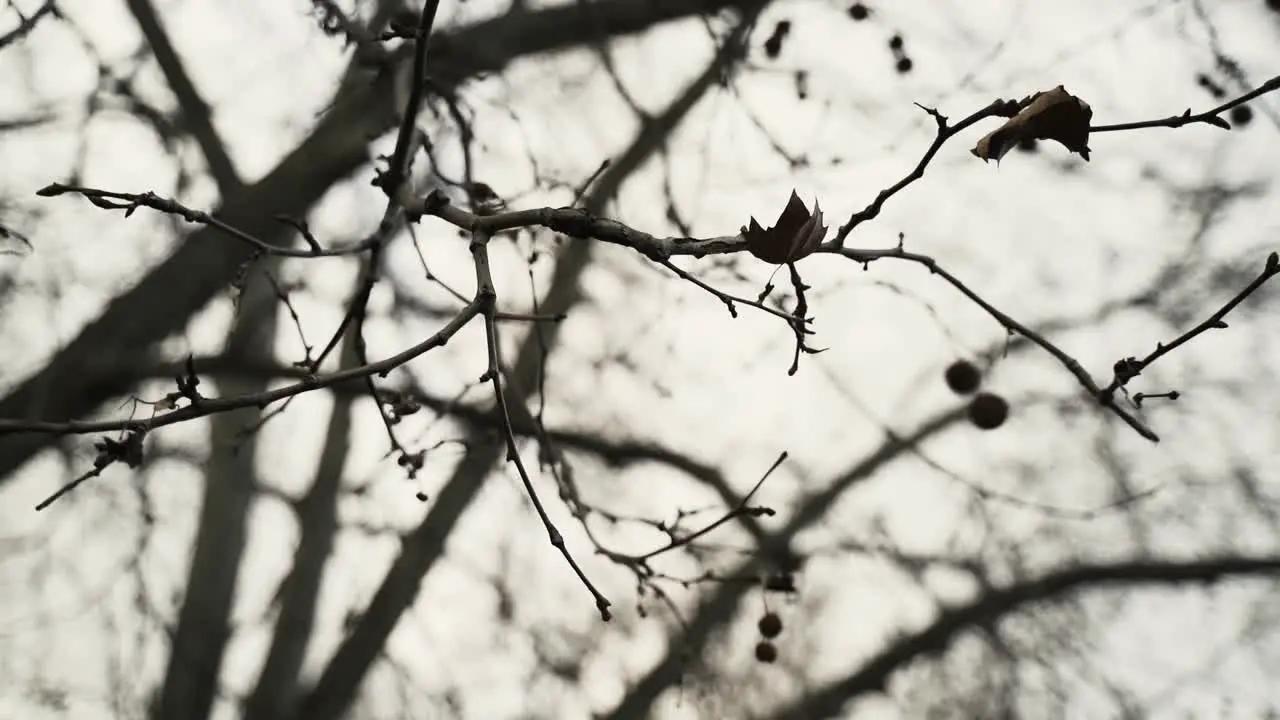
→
(0, 0, 766, 485)
(4, 305, 482, 445)
(1091, 74, 1280, 133)
(1100, 251, 1280, 400)
(34, 184, 374, 257)
(244, 329, 359, 720)
(124, 0, 242, 193)
(5, 7, 1277, 719)
(768, 556, 1280, 720)
(152, 271, 279, 720)
(294, 12, 763, 718)
(602, 406, 966, 720)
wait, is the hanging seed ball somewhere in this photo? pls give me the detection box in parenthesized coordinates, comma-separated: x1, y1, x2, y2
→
(755, 641, 778, 663)
(968, 392, 1009, 430)
(944, 360, 982, 395)
(757, 612, 783, 639)
(848, 2, 870, 20)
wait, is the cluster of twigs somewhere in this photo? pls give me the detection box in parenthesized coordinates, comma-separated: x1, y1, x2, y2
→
(2, 0, 1279, 621)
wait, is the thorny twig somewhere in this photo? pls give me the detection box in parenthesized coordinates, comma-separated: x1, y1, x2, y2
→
(263, 272, 313, 363)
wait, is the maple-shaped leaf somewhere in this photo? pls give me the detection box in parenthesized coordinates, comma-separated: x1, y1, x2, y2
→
(742, 191, 827, 264)
(972, 86, 1093, 163)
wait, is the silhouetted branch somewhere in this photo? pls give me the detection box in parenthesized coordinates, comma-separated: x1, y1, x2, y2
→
(35, 184, 374, 257)
(375, 0, 440, 198)
(0, 0, 761, 486)
(634, 452, 783, 563)
(15, 302, 482, 510)
(832, 99, 1021, 244)
(1091, 74, 1280, 133)
(1101, 251, 1280, 400)
(600, 405, 970, 720)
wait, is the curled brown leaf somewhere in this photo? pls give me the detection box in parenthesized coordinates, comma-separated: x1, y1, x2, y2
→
(972, 85, 1093, 163)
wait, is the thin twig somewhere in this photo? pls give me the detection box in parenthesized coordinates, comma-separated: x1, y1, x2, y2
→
(636, 452, 785, 562)
(35, 183, 373, 257)
(831, 99, 1021, 246)
(378, 0, 442, 198)
(1091, 75, 1280, 133)
(1, 302, 484, 438)
(469, 229, 613, 620)
(1101, 251, 1280, 399)
(835, 243, 1158, 441)
(263, 272, 313, 363)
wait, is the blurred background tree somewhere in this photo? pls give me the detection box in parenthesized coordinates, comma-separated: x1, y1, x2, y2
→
(2, 1, 1280, 719)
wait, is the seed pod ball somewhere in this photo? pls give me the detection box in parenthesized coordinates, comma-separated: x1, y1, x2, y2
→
(968, 392, 1009, 430)
(755, 641, 778, 663)
(944, 360, 982, 394)
(757, 612, 783, 639)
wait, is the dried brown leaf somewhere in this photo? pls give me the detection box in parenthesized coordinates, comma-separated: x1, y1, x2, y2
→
(972, 86, 1093, 163)
(743, 191, 827, 264)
